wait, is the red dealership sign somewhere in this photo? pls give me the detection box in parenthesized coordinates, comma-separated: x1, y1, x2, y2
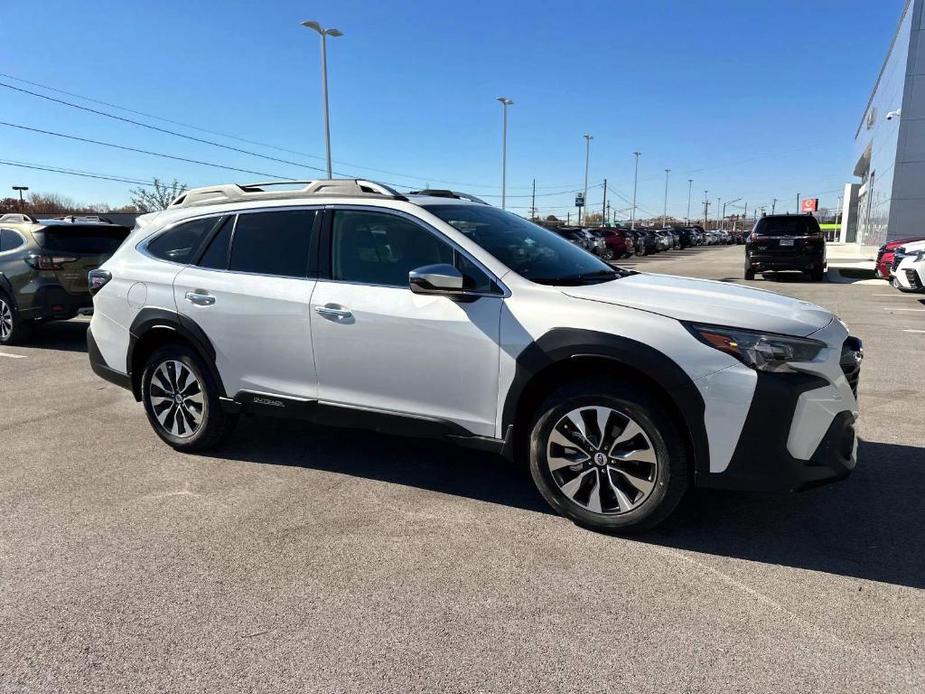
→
(801, 198, 819, 213)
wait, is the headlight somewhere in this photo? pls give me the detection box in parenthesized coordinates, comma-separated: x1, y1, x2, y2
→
(686, 323, 826, 372)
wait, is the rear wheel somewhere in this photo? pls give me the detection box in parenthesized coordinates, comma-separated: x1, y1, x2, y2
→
(528, 379, 690, 533)
(141, 344, 237, 452)
(600, 247, 614, 261)
(810, 267, 825, 282)
(0, 292, 32, 346)
(744, 265, 756, 280)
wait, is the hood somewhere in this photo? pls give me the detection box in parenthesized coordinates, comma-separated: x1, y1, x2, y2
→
(561, 273, 833, 337)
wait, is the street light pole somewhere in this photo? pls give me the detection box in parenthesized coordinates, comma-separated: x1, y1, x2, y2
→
(662, 169, 671, 227)
(703, 190, 709, 227)
(12, 186, 28, 212)
(581, 134, 593, 225)
(496, 97, 514, 210)
(301, 19, 343, 179)
(630, 151, 641, 229)
(686, 179, 693, 224)
(722, 198, 741, 231)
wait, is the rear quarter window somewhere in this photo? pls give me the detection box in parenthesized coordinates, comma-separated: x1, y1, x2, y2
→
(146, 217, 220, 264)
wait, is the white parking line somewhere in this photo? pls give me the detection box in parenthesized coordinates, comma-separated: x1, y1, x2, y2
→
(884, 307, 925, 311)
(0, 352, 26, 359)
(904, 329, 925, 333)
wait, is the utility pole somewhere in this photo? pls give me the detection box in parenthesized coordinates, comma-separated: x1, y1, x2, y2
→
(662, 169, 671, 227)
(703, 190, 710, 227)
(567, 211, 570, 225)
(716, 197, 721, 230)
(581, 134, 593, 225)
(631, 151, 641, 229)
(771, 198, 777, 215)
(606, 201, 612, 226)
(796, 193, 800, 214)
(686, 179, 693, 224)
(530, 178, 536, 221)
(602, 178, 608, 227)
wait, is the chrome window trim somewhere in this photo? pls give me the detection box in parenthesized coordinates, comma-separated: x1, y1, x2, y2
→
(323, 204, 510, 298)
(136, 205, 323, 279)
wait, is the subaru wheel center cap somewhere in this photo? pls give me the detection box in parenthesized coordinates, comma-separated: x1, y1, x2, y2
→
(593, 452, 607, 466)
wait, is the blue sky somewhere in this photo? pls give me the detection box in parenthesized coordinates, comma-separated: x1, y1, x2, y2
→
(0, 0, 905, 220)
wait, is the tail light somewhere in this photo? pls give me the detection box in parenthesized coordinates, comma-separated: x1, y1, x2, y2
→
(748, 233, 763, 243)
(24, 254, 78, 271)
(88, 269, 112, 296)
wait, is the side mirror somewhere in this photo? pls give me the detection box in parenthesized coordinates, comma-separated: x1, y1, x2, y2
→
(409, 263, 465, 295)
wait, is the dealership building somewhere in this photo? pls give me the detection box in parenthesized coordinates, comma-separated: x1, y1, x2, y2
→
(841, 0, 925, 247)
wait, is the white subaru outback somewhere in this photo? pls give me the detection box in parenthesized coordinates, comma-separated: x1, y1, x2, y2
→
(87, 179, 862, 532)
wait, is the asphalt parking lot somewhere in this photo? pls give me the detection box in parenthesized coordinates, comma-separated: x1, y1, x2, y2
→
(1, 244, 922, 693)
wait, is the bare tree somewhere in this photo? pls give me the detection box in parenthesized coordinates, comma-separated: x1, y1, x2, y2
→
(28, 192, 79, 214)
(129, 178, 188, 212)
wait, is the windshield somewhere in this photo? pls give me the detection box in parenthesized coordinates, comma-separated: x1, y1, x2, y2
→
(424, 204, 627, 285)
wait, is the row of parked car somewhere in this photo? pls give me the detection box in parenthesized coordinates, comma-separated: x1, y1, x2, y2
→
(877, 235, 925, 292)
(550, 224, 743, 261)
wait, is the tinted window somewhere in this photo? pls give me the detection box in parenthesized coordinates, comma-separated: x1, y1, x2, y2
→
(425, 205, 617, 285)
(35, 225, 129, 254)
(228, 210, 316, 277)
(197, 217, 233, 270)
(0, 229, 25, 252)
(755, 217, 821, 237)
(148, 218, 217, 264)
(331, 210, 453, 286)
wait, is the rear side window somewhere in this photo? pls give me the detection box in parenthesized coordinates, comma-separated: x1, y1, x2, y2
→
(34, 225, 129, 254)
(755, 217, 821, 237)
(228, 210, 316, 277)
(0, 229, 25, 252)
(147, 217, 218, 264)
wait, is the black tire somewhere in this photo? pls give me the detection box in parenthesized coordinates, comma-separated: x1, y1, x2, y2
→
(0, 291, 32, 346)
(600, 247, 614, 261)
(528, 378, 690, 533)
(141, 344, 237, 452)
(810, 267, 825, 282)
(744, 265, 756, 280)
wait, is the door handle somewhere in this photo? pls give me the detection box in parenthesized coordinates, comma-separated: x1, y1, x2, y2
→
(184, 290, 215, 306)
(314, 305, 352, 319)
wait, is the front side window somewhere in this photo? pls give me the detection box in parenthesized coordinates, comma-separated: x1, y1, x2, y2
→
(331, 210, 454, 287)
(147, 217, 218, 264)
(228, 210, 316, 278)
(424, 205, 621, 285)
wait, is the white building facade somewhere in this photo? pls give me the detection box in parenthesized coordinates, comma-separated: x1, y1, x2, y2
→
(845, 0, 925, 247)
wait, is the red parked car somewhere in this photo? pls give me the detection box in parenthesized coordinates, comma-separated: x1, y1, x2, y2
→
(876, 237, 925, 279)
(588, 228, 632, 260)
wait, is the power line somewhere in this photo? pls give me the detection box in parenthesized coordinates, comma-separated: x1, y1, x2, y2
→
(0, 71, 583, 192)
(0, 159, 159, 187)
(0, 121, 293, 180)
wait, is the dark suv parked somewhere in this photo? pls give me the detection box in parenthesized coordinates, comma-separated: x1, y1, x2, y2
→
(0, 214, 130, 344)
(745, 214, 826, 281)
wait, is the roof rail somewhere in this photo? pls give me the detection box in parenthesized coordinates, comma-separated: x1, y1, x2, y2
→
(168, 179, 408, 209)
(0, 212, 38, 224)
(407, 189, 489, 205)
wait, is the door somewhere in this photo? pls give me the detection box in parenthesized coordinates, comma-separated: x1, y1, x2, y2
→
(310, 208, 503, 437)
(173, 208, 320, 399)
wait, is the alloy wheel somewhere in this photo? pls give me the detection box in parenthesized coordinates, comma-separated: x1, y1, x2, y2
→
(0, 299, 12, 340)
(546, 405, 659, 515)
(147, 359, 205, 438)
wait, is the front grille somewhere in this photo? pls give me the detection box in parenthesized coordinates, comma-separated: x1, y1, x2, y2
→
(839, 337, 862, 397)
(891, 253, 906, 272)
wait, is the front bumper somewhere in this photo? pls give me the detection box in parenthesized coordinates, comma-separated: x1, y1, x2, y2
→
(697, 322, 861, 493)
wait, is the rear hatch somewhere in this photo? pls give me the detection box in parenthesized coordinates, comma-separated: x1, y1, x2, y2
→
(32, 224, 130, 294)
(750, 216, 824, 256)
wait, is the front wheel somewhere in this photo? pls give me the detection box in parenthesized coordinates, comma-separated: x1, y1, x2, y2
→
(141, 344, 237, 452)
(528, 380, 690, 533)
(600, 247, 614, 261)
